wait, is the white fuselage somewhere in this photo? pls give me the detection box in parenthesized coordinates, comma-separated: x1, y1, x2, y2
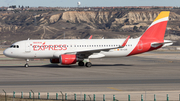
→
(3, 38, 140, 59)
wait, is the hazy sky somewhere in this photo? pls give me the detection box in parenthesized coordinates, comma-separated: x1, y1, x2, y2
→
(0, 0, 180, 7)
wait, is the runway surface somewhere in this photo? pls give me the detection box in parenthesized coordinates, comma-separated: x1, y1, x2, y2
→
(0, 51, 180, 93)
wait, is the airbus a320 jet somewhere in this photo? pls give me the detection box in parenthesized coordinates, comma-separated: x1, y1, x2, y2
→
(3, 11, 173, 67)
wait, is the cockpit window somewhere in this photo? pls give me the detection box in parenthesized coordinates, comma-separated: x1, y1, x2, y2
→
(10, 45, 19, 48)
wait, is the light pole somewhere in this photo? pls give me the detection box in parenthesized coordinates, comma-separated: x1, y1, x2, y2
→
(31, 90, 34, 101)
(2, 89, 7, 101)
(60, 91, 64, 101)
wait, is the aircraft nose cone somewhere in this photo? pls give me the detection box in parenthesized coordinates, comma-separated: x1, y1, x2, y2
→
(3, 49, 11, 57)
(3, 49, 8, 56)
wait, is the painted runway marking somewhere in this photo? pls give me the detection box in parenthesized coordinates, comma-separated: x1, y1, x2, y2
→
(107, 87, 122, 91)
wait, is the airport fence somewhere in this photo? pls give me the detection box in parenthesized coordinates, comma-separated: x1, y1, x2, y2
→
(1, 90, 180, 101)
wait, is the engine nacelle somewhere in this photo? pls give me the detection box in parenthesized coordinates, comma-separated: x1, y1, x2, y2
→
(50, 58, 59, 63)
(60, 54, 77, 65)
(50, 54, 77, 65)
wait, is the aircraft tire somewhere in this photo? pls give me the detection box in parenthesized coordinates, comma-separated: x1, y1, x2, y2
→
(85, 62, 92, 67)
(78, 61, 84, 66)
(24, 64, 29, 68)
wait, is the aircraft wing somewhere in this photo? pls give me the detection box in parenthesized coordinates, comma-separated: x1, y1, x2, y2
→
(65, 36, 130, 58)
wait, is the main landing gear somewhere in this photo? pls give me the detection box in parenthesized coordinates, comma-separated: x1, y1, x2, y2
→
(24, 59, 29, 68)
(78, 61, 84, 66)
(85, 62, 92, 67)
(78, 60, 92, 67)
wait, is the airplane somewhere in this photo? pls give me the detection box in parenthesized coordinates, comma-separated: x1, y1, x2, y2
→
(3, 11, 173, 68)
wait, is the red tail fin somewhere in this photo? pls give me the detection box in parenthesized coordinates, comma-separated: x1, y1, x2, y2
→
(140, 11, 170, 42)
(128, 11, 170, 56)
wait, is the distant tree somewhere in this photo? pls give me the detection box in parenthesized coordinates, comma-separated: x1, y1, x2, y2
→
(19, 5, 20, 8)
(9, 5, 16, 8)
(21, 5, 24, 10)
(139, 26, 143, 29)
(12, 5, 16, 8)
(66, 20, 70, 23)
(133, 26, 138, 31)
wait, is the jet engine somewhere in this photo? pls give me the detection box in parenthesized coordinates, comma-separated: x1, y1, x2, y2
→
(60, 54, 77, 65)
(50, 54, 77, 65)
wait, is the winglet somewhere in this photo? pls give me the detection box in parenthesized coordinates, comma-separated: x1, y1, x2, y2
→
(121, 36, 130, 47)
(88, 35, 93, 39)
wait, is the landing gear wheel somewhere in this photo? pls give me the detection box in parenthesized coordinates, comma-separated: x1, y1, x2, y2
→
(24, 63, 29, 68)
(85, 62, 92, 67)
(25, 59, 29, 68)
(78, 61, 84, 66)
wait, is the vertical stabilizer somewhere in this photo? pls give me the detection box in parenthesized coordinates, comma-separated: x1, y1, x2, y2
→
(140, 11, 170, 42)
(128, 11, 170, 56)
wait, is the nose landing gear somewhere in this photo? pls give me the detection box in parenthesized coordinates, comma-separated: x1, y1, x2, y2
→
(24, 59, 29, 68)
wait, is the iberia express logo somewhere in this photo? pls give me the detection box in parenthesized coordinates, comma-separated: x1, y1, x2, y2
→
(33, 42, 67, 51)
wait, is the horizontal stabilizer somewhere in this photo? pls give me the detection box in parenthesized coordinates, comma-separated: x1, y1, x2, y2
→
(151, 40, 173, 48)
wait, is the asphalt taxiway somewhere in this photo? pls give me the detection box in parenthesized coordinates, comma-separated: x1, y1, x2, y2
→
(0, 51, 180, 93)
